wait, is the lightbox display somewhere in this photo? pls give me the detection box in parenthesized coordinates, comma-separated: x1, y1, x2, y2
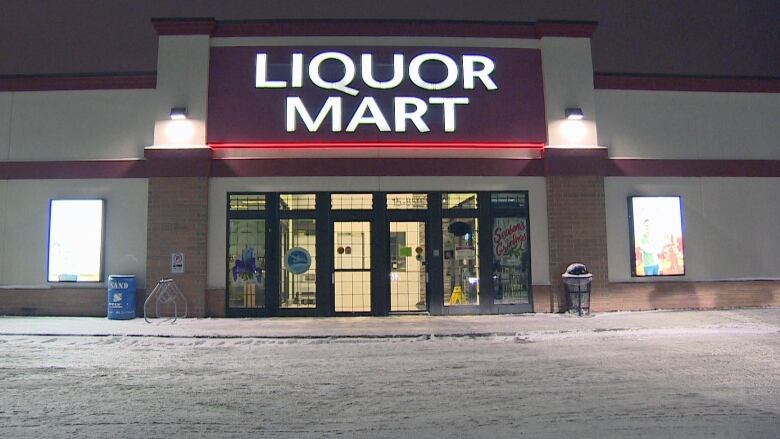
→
(207, 46, 546, 147)
(47, 199, 105, 282)
(628, 196, 685, 277)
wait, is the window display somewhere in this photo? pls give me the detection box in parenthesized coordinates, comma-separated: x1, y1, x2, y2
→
(280, 218, 317, 308)
(47, 199, 104, 283)
(628, 196, 685, 277)
(227, 219, 266, 308)
(443, 218, 479, 305)
(492, 217, 530, 304)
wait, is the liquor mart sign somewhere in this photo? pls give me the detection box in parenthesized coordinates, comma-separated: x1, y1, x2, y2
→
(207, 46, 546, 146)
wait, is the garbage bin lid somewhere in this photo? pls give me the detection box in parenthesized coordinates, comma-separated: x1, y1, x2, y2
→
(564, 263, 589, 276)
(562, 272, 593, 279)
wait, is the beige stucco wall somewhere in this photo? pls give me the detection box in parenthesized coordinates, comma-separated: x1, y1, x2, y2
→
(605, 177, 780, 282)
(596, 90, 780, 160)
(0, 90, 156, 161)
(0, 179, 148, 287)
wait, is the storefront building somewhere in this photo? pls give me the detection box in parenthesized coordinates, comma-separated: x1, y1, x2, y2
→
(1, 19, 778, 317)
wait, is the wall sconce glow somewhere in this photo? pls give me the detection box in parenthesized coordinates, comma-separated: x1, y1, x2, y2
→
(560, 119, 588, 142)
(48, 199, 104, 283)
(169, 107, 188, 120)
(165, 120, 195, 143)
(565, 107, 584, 120)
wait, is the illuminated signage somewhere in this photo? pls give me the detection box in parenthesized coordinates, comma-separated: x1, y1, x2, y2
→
(628, 196, 685, 277)
(47, 199, 104, 283)
(208, 46, 546, 147)
(256, 52, 496, 133)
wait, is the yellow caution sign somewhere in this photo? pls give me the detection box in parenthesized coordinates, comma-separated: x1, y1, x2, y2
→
(449, 285, 467, 305)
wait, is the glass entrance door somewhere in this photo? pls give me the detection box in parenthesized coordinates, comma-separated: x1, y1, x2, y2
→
(389, 221, 427, 312)
(227, 219, 267, 312)
(333, 221, 372, 313)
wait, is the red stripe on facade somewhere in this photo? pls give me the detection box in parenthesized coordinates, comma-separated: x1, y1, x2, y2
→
(543, 147, 609, 176)
(0, 73, 157, 92)
(203, 19, 597, 39)
(0, 160, 147, 180)
(2, 158, 779, 179)
(208, 142, 546, 149)
(607, 159, 780, 177)
(594, 73, 780, 93)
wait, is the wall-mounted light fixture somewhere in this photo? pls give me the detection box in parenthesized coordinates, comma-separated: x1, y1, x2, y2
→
(565, 107, 584, 120)
(169, 107, 188, 120)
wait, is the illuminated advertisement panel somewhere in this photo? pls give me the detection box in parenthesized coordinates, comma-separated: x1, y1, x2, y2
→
(207, 46, 546, 148)
(47, 199, 105, 282)
(628, 196, 685, 277)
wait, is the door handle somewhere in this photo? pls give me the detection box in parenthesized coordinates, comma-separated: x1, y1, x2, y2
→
(425, 272, 429, 283)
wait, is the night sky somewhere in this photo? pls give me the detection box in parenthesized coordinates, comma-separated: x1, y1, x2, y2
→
(2, 0, 779, 77)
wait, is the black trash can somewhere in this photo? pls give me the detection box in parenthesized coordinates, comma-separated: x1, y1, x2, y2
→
(561, 263, 592, 316)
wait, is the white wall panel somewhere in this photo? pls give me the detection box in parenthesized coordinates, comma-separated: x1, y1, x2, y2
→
(597, 90, 780, 159)
(0, 93, 11, 160)
(153, 35, 210, 146)
(606, 177, 780, 282)
(0, 181, 6, 284)
(541, 37, 598, 146)
(0, 179, 148, 287)
(8, 90, 156, 160)
(207, 177, 550, 288)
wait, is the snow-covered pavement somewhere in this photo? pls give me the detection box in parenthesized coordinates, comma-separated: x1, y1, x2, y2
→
(1, 309, 779, 438)
(1, 308, 779, 339)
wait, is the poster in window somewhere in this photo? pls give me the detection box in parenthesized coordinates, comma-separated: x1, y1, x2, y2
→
(628, 196, 685, 277)
(47, 199, 104, 282)
(492, 217, 530, 303)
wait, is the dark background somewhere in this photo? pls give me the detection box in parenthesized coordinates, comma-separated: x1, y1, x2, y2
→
(1, 0, 779, 77)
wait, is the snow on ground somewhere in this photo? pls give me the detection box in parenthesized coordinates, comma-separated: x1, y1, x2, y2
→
(1, 310, 779, 438)
(2, 308, 778, 338)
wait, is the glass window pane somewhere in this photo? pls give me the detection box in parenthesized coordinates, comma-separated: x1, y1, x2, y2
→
(442, 193, 477, 209)
(227, 219, 266, 308)
(331, 194, 373, 210)
(390, 222, 427, 312)
(229, 194, 266, 211)
(442, 217, 479, 306)
(280, 194, 316, 211)
(280, 219, 317, 308)
(491, 192, 527, 209)
(48, 199, 104, 282)
(492, 217, 530, 304)
(334, 222, 371, 312)
(387, 193, 428, 210)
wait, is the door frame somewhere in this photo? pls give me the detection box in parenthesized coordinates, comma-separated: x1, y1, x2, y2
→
(386, 212, 431, 314)
(329, 191, 385, 316)
(225, 192, 273, 317)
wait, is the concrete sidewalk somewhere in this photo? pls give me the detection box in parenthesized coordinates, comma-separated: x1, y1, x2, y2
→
(1, 307, 778, 339)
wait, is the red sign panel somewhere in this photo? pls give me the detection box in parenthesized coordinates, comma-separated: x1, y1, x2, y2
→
(207, 46, 546, 148)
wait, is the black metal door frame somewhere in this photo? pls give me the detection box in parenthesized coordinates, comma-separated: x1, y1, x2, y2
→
(328, 191, 385, 316)
(386, 210, 431, 314)
(225, 192, 274, 317)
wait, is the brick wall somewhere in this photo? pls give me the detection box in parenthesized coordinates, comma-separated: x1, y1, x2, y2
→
(0, 288, 145, 317)
(595, 280, 780, 311)
(206, 288, 226, 317)
(545, 176, 609, 312)
(145, 177, 209, 317)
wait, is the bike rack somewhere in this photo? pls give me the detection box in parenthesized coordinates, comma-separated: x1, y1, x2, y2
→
(144, 279, 188, 323)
